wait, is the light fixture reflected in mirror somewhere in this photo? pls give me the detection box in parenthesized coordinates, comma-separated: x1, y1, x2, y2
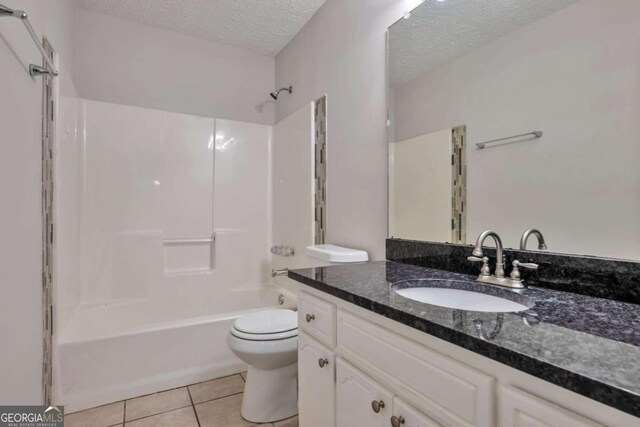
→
(403, 0, 425, 20)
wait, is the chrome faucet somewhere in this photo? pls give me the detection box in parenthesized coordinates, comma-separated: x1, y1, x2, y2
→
(520, 228, 547, 251)
(468, 230, 538, 289)
(470, 230, 506, 278)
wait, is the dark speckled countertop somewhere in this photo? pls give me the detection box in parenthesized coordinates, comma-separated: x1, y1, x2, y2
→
(288, 261, 640, 417)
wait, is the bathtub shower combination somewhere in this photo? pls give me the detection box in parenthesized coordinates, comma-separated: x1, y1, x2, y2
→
(54, 98, 304, 412)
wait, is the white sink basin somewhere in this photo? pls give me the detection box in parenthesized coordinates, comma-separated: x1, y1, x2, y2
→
(394, 285, 531, 313)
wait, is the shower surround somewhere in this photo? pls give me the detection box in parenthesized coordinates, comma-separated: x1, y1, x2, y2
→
(54, 98, 298, 412)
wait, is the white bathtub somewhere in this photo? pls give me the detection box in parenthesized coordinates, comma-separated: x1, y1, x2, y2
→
(55, 286, 297, 413)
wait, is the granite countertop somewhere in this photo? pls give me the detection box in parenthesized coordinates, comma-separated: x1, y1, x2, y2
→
(288, 261, 640, 417)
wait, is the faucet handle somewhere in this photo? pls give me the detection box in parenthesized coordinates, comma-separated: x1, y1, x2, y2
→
(468, 256, 491, 276)
(516, 261, 538, 270)
(510, 260, 539, 282)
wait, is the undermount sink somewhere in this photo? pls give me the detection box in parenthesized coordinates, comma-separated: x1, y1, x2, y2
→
(392, 279, 534, 313)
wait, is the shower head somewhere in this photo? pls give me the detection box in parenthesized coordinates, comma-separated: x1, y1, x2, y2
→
(270, 86, 293, 100)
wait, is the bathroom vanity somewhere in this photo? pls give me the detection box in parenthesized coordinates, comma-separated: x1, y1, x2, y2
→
(289, 261, 640, 427)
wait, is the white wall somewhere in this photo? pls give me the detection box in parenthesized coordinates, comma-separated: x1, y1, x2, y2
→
(74, 9, 276, 125)
(272, 103, 315, 274)
(0, 0, 77, 405)
(271, 102, 330, 292)
(390, 129, 452, 242)
(393, 0, 640, 259)
(274, 0, 414, 260)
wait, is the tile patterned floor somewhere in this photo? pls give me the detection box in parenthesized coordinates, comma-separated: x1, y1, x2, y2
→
(65, 373, 299, 427)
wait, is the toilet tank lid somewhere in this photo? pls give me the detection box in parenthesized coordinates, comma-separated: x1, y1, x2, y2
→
(306, 244, 369, 263)
(233, 309, 297, 334)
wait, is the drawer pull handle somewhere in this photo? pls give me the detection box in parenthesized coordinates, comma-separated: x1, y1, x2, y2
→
(371, 400, 385, 413)
(391, 415, 405, 427)
(305, 313, 315, 323)
(318, 358, 329, 368)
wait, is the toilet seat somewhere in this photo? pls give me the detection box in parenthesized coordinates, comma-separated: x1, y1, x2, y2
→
(231, 327, 297, 341)
(231, 309, 298, 341)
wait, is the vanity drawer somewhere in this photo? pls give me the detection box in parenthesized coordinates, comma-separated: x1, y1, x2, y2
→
(337, 309, 495, 427)
(299, 292, 336, 347)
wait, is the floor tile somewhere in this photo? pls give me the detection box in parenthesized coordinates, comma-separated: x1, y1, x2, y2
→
(274, 415, 298, 427)
(125, 387, 191, 421)
(241, 372, 247, 381)
(196, 393, 254, 427)
(188, 374, 245, 404)
(125, 407, 197, 427)
(65, 401, 124, 427)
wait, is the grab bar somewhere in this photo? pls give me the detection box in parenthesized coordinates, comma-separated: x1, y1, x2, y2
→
(0, 3, 58, 76)
(163, 235, 215, 245)
(476, 130, 542, 149)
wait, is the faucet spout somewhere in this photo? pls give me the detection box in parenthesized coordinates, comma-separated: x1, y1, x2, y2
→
(472, 230, 505, 278)
(520, 228, 547, 251)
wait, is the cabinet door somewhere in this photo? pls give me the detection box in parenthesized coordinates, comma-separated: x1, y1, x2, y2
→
(499, 387, 603, 427)
(336, 358, 394, 427)
(392, 398, 444, 427)
(299, 332, 335, 427)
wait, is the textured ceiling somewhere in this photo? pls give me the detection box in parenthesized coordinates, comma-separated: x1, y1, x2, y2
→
(389, 0, 578, 87)
(74, 0, 326, 57)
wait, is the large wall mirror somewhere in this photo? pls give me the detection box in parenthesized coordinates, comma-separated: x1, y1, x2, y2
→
(388, 0, 640, 261)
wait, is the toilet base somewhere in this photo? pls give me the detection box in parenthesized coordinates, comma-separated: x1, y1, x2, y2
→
(241, 362, 298, 423)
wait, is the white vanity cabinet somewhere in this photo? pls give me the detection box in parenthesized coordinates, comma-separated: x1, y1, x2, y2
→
(298, 332, 335, 427)
(296, 290, 640, 427)
(337, 309, 494, 427)
(336, 358, 394, 427)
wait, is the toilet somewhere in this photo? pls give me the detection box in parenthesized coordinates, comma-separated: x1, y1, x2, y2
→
(227, 308, 298, 423)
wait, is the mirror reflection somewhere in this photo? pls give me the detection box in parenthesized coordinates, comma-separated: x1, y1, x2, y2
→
(388, 0, 640, 260)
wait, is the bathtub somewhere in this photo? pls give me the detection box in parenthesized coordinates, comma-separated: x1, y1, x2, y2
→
(55, 286, 297, 413)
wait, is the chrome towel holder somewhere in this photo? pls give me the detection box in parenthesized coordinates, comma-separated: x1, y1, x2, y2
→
(0, 3, 58, 77)
(271, 245, 295, 257)
(476, 130, 543, 149)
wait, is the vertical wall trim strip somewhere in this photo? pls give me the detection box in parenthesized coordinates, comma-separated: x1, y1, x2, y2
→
(451, 125, 467, 244)
(41, 37, 55, 404)
(314, 96, 327, 245)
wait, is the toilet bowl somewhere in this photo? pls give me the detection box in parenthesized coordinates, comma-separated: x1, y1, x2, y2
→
(227, 309, 298, 423)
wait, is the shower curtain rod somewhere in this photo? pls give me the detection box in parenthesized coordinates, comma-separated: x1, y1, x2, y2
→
(0, 3, 58, 77)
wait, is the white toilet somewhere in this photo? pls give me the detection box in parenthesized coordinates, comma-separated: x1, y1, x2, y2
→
(227, 308, 298, 423)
